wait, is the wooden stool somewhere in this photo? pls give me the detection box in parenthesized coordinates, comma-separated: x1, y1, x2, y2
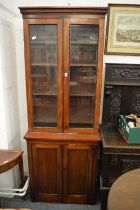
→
(108, 168, 140, 210)
(0, 149, 24, 187)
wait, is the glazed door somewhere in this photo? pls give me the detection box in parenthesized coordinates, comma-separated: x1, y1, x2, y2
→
(64, 18, 104, 133)
(24, 19, 63, 132)
(63, 144, 98, 204)
(32, 143, 62, 202)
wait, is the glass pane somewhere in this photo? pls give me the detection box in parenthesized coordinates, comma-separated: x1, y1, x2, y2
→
(29, 25, 58, 127)
(69, 25, 99, 128)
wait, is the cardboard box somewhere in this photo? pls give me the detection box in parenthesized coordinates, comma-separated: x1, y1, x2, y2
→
(118, 115, 140, 144)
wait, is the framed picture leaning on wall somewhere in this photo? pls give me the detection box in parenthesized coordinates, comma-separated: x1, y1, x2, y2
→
(105, 4, 140, 55)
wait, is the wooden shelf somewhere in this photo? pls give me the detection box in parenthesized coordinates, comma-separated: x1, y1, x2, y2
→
(71, 40, 97, 45)
(34, 117, 92, 125)
(70, 91, 95, 97)
(33, 122, 57, 127)
(31, 74, 47, 78)
(70, 64, 96, 67)
(69, 121, 93, 125)
(33, 104, 56, 108)
(31, 63, 96, 67)
(31, 63, 57, 67)
(31, 40, 97, 45)
(32, 91, 57, 96)
(30, 40, 57, 44)
(33, 116, 57, 124)
(32, 91, 95, 97)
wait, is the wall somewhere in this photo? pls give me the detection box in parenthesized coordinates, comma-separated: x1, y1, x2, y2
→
(15, 17, 29, 171)
(15, 0, 140, 10)
(0, 0, 140, 186)
(0, 1, 21, 190)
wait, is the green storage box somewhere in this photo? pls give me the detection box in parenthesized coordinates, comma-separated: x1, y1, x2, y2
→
(118, 115, 140, 144)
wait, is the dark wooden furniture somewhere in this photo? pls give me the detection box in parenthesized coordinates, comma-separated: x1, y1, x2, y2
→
(19, 7, 107, 204)
(0, 149, 24, 187)
(102, 64, 140, 124)
(100, 125, 140, 210)
(100, 63, 140, 210)
(108, 168, 140, 210)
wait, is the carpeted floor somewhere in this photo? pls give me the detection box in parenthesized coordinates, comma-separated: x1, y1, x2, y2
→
(1, 190, 100, 210)
(0, 209, 30, 210)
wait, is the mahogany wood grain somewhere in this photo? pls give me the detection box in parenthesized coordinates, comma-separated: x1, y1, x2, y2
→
(63, 18, 70, 130)
(19, 7, 107, 204)
(69, 18, 100, 24)
(63, 144, 99, 204)
(93, 18, 105, 131)
(32, 144, 62, 202)
(27, 142, 36, 201)
(23, 19, 33, 131)
(57, 20, 63, 131)
(24, 131, 101, 142)
(19, 7, 108, 17)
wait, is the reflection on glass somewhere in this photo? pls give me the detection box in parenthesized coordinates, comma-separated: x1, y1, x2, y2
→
(69, 25, 99, 128)
(29, 25, 58, 127)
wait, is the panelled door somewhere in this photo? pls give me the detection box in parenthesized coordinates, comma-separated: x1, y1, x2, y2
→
(32, 143, 62, 202)
(63, 144, 99, 204)
(64, 18, 104, 133)
(31, 143, 99, 203)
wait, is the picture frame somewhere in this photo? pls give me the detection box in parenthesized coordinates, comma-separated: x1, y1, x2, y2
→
(105, 4, 140, 55)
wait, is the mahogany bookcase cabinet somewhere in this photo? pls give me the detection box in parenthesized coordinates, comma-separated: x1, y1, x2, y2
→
(19, 7, 107, 204)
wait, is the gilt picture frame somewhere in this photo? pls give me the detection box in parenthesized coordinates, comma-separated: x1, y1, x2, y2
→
(105, 4, 140, 55)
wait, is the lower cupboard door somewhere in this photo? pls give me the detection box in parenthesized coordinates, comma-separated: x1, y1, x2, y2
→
(32, 144, 62, 202)
(63, 144, 98, 204)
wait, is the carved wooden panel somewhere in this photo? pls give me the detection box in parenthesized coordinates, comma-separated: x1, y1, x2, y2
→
(105, 64, 140, 85)
(103, 86, 122, 123)
(131, 92, 140, 116)
(119, 158, 140, 175)
(101, 154, 119, 187)
(100, 126, 140, 210)
(109, 155, 119, 166)
(112, 67, 140, 80)
(108, 177, 116, 186)
(110, 88, 122, 122)
(101, 154, 140, 187)
(103, 64, 140, 124)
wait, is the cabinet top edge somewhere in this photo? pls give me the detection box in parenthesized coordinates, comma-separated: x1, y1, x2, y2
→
(24, 131, 102, 142)
(19, 6, 108, 15)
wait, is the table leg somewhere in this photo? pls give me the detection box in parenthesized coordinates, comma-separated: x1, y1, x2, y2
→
(18, 156, 24, 187)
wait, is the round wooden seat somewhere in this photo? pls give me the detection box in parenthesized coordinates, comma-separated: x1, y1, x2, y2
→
(108, 168, 140, 210)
